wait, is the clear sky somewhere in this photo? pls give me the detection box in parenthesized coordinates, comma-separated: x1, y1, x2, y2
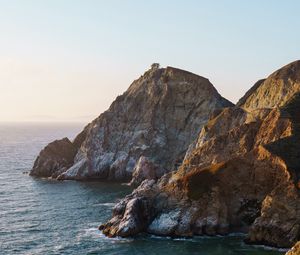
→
(0, 0, 299, 122)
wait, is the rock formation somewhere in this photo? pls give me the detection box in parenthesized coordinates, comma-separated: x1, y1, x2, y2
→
(237, 60, 300, 110)
(129, 156, 165, 187)
(30, 138, 78, 178)
(100, 60, 300, 249)
(30, 65, 232, 183)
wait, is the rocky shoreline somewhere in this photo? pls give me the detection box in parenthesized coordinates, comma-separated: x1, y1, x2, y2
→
(30, 61, 300, 253)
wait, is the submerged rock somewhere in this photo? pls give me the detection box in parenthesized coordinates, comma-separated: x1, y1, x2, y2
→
(30, 65, 232, 181)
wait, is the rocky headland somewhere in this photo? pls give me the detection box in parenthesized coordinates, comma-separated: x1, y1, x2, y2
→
(98, 60, 300, 252)
(30, 60, 300, 253)
(30, 64, 232, 185)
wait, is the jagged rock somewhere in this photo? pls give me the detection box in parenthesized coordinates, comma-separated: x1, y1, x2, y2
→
(148, 210, 181, 236)
(30, 138, 78, 178)
(99, 179, 159, 237)
(177, 106, 291, 178)
(31, 65, 232, 181)
(286, 242, 300, 255)
(111, 197, 150, 236)
(245, 91, 300, 248)
(246, 184, 300, 248)
(130, 156, 166, 187)
(146, 147, 291, 238)
(100, 60, 300, 249)
(237, 60, 300, 110)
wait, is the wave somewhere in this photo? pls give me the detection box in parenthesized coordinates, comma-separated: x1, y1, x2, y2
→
(91, 202, 116, 207)
(76, 226, 134, 244)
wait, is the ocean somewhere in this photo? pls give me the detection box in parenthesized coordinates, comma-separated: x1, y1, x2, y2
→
(0, 122, 284, 255)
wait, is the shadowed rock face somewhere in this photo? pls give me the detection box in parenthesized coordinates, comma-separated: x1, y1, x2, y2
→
(30, 65, 232, 182)
(100, 60, 300, 249)
(30, 138, 78, 178)
(237, 60, 300, 110)
(130, 156, 165, 187)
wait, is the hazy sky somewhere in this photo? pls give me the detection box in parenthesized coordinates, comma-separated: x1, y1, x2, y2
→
(0, 0, 299, 122)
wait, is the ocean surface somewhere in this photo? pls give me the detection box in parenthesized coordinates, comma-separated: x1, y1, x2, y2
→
(0, 122, 285, 255)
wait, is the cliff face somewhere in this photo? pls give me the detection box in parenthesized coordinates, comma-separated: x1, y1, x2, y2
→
(237, 60, 300, 110)
(30, 65, 232, 183)
(100, 60, 300, 248)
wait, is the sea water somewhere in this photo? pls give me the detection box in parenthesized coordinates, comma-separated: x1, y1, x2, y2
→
(0, 123, 284, 255)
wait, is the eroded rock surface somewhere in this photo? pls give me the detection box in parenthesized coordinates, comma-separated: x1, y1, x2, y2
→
(100, 60, 300, 249)
(130, 156, 166, 187)
(30, 138, 78, 178)
(246, 183, 300, 248)
(31, 65, 232, 181)
(237, 60, 300, 110)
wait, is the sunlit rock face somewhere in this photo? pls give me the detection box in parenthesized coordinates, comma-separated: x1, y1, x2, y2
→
(286, 242, 300, 255)
(31, 65, 232, 182)
(100, 60, 300, 249)
(237, 60, 300, 110)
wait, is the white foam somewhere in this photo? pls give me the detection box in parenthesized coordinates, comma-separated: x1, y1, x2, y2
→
(92, 202, 116, 207)
(77, 226, 134, 244)
(250, 244, 288, 252)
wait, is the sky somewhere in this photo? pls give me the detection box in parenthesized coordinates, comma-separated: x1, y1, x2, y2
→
(0, 0, 299, 122)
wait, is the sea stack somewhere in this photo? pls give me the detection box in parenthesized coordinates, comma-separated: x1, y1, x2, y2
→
(30, 64, 232, 184)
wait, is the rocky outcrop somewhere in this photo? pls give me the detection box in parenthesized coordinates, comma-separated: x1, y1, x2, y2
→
(100, 60, 300, 249)
(246, 92, 300, 248)
(99, 180, 159, 237)
(30, 138, 78, 178)
(30, 64, 232, 182)
(129, 156, 165, 187)
(237, 60, 300, 110)
(246, 183, 300, 248)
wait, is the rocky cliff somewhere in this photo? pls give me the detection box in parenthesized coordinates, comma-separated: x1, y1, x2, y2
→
(100, 60, 300, 249)
(237, 60, 300, 110)
(30, 64, 232, 183)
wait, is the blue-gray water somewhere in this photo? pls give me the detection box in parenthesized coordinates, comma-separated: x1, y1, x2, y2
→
(0, 123, 285, 255)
